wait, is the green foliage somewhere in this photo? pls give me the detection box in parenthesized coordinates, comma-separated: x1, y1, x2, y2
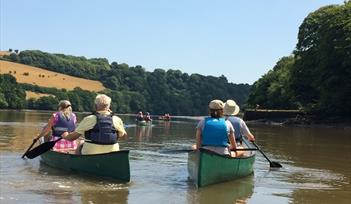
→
(101, 63, 250, 115)
(2, 47, 251, 115)
(3, 50, 110, 80)
(21, 83, 97, 112)
(33, 96, 58, 110)
(247, 56, 297, 109)
(247, 2, 350, 120)
(292, 2, 351, 117)
(0, 92, 9, 108)
(0, 74, 26, 109)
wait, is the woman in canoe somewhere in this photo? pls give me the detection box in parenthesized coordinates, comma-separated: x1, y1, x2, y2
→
(62, 94, 127, 155)
(144, 112, 152, 122)
(195, 99, 238, 157)
(37, 100, 78, 152)
(224, 99, 255, 143)
(224, 100, 255, 157)
(136, 111, 144, 121)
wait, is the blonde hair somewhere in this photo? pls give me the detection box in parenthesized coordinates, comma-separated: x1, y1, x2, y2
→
(58, 100, 72, 119)
(95, 94, 111, 110)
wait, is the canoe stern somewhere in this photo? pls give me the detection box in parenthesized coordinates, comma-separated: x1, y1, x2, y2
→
(41, 150, 130, 182)
(188, 149, 255, 187)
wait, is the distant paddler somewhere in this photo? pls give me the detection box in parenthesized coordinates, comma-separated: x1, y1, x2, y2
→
(159, 113, 171, 121)
(144, 112, 152, 122)
(136, 111, 144, 122)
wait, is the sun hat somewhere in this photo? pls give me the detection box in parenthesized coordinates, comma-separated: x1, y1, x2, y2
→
(58, 100, 71, 109)
(208, 99, 224, 110)
(223, 100, 240, 115)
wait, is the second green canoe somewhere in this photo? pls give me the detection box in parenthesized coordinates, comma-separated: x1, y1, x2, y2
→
(136, 120, 152, 126)
(188, 148, 255, 187)
(40, 150, 130, 182)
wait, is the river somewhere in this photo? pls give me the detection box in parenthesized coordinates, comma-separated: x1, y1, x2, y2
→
(0, 111, 350, 204)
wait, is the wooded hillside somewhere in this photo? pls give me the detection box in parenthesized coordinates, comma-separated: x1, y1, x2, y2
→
(1, 51, 250, 115)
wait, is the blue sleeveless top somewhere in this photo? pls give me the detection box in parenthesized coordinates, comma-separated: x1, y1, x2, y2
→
(202, 117, 228, 147)
(227, 116, 243, 142)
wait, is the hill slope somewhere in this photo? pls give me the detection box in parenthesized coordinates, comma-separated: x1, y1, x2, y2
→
(0, 60, 105, 92)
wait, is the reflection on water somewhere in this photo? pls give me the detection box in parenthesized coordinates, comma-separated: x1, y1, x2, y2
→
(135, 126, 153, 141)
(189, 176, 254, 204)
(0, 111, 350, 204)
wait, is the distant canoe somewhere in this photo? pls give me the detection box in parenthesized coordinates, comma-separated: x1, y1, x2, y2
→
(158, 116, 171, 121)
(40, 150, 130, 182)
(188, 148, 255, 187)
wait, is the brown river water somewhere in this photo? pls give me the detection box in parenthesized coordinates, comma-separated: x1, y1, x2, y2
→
(0, 111, 350, 204)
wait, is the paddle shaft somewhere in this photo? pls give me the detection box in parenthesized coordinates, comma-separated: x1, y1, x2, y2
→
(24, 137, 62, 159)
(162, 148, 259, 154)
(21, 138, 38, 158)
(252, 141, 282, 168)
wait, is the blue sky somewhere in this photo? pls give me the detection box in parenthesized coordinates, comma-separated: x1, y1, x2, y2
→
(0, 0, 345, 84)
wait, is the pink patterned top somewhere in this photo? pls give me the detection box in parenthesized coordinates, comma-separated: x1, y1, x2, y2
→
(50, 112, 78, 151)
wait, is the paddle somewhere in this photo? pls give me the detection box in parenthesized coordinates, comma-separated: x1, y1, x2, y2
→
(24, 138, 62, 159)
(21, 138, 38, 159)
(251, 141, 282, 168)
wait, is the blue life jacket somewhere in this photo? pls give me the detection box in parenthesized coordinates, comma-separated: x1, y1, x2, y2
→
(85, 113, 118, 145)
(52, 112, 76, 137)
(202, 117, 228, 147)
(227, 116, 243, 142)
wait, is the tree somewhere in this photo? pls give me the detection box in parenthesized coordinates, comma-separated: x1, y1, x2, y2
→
(35, 96, 58, 110)
(0, 74, 26, 109)
(291, 2, 351, 117)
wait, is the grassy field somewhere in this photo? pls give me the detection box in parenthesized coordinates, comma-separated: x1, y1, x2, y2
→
(0, 60, 105, 92)
(0, 51, 11, 56)
(25, 91, 53, 99)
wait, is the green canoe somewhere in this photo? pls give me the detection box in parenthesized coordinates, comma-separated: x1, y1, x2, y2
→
(188, 148, 255, 187)
(40, 150, 130, 182)
(136, 120, 152, 126)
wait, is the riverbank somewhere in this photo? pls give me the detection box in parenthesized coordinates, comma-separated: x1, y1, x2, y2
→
(243, 109, 351, 128)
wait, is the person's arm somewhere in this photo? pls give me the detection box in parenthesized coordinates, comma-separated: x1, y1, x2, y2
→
(240, 120, 255, 141)
(36, 115, 55, 139)
(246, 132, 255, 141)
(62, 115, 95, 141)
(113, 116, 127, 138)
(195, 128, 202, 150)
(227, 123, 237, 150)
(62, 131, 81, 141)
(195, 120, 204, 150)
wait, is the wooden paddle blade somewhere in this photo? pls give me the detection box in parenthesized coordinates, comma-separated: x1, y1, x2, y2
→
(270, 161, 283, 168)
(251, 141, 283, 168)
(24, 139, 60, 159)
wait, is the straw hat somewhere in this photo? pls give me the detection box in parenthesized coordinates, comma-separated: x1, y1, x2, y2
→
(58, 100, 71, 109)
(208, 99, 224, 110)
(223, 100, 240, 115)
